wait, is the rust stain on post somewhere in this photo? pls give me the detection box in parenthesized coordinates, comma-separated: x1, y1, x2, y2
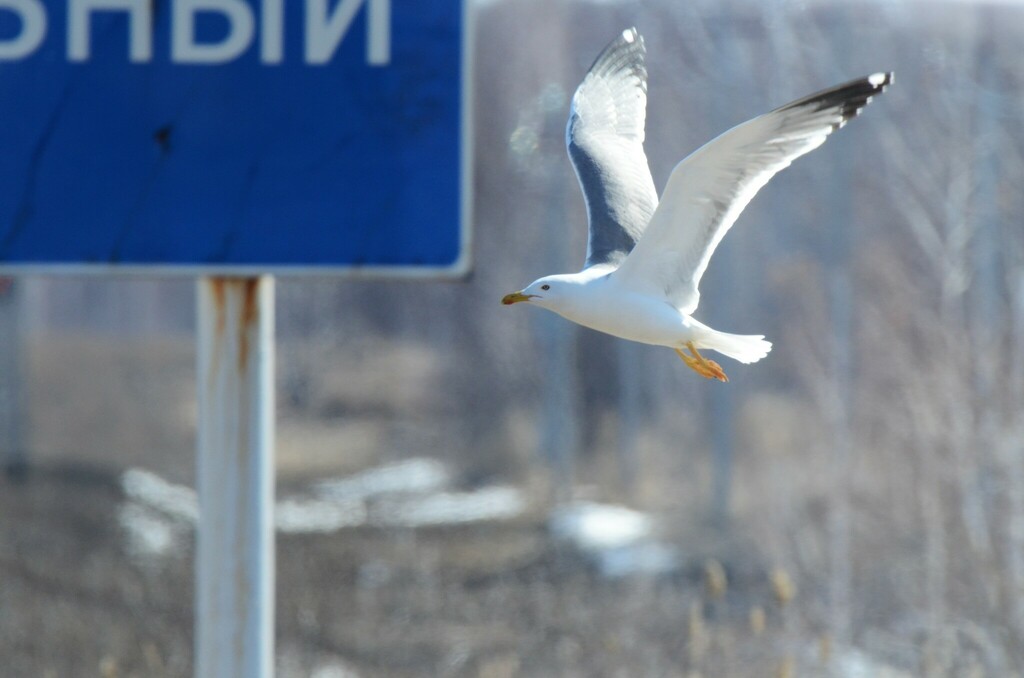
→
(239, 278, 260, 371)
(204, 278, 229, 390)
(206, 276, 261, 372)
(210, 278, 227, 340)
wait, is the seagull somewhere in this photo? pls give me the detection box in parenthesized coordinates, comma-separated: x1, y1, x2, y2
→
(502, 28, 891, 382)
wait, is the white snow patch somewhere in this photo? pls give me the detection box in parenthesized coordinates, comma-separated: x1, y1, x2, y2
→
(118, 503, 188, 559)
(596, 542, 682, 578)
(278, 648, 361, 678)
(549, 501, 682, 577)
(118, 459, 522, 552)
(122, 468, 198, 522)
(316, 458, 450, 501)
(373, 486, 526, 527)
(311, 662, 361, 678)
(835, 649, 913, 678)
(549, 501, 654, 551)
(276, 497, 366, 533)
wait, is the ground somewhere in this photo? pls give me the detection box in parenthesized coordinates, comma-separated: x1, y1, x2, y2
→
(0, 337, 937, 677)
(1, 461, 830, 678)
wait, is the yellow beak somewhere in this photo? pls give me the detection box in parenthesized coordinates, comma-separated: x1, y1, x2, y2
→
(502, 291, 537, 305)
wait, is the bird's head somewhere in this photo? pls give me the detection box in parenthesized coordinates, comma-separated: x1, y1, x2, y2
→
(501, 275, 571, 309)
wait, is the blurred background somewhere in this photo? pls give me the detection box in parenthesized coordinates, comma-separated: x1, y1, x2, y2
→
(3, 0, 1024, 675)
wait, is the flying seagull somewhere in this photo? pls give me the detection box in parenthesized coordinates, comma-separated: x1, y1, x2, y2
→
(502, 28, 891, 382)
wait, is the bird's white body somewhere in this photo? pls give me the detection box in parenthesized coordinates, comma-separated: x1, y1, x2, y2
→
(541, 273, 692, 345)
(526, 269, 771, 364)
(503, 28, 890, 380)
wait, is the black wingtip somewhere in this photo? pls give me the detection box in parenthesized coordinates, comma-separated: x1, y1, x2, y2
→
(779, 71, 894, 123)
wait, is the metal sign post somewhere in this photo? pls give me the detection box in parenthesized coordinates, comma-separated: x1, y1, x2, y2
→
(196, 276, 275, 678)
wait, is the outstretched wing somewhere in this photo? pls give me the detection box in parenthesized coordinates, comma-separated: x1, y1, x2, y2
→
(567, 28, 659, 269)
(613, 73, 893, 314)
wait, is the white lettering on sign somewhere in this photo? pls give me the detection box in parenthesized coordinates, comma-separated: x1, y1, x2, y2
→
(69, 0, 152, 62)
(306, 0, 388, 65)
(0, 0, 390, 64)
(260, 0, 282, 63)
(172, 0, 254, 63)
(0, 0, 45, 59)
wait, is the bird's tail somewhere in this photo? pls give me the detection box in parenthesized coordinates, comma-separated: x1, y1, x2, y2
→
(701, 330, 772, 364)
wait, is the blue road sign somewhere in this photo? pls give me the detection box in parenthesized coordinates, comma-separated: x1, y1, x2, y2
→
(0, 0, 470, 275)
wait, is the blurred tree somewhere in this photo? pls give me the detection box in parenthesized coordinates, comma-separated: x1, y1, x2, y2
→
(0, 277, 25, 478)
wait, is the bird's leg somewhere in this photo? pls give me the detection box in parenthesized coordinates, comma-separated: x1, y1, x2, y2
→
(675, 347, 716, 380)
(688, 343, 729, 382)
(675, 342, 728, 382)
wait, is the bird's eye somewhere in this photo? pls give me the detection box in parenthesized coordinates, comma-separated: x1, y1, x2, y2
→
(541, 284, 550, 291)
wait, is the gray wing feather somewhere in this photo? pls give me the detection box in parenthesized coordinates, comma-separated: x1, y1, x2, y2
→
(567, 28, 659, 269)
(613, 72, 893, 314)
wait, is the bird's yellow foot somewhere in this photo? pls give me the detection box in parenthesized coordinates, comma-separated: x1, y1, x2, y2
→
(675, 342, 728, 382)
